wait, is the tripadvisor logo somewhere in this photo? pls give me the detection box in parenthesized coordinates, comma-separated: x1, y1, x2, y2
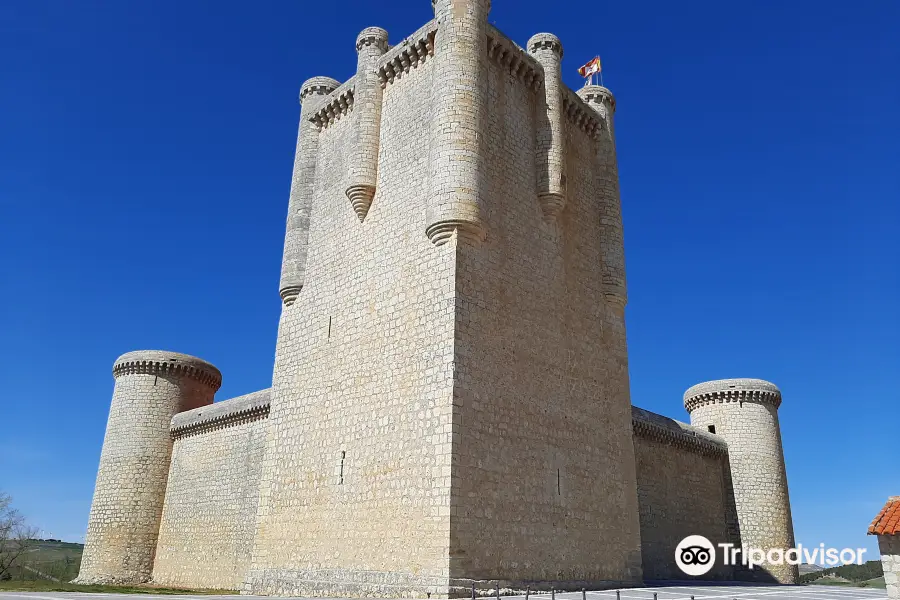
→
(675, 535, 868, 576)
(676, 535, 716, 576)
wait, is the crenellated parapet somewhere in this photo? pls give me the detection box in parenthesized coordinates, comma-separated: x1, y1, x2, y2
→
(377, 21, 436, 87)
(487, 26, 543, 91)
(632, 406, 728, 459)
(113, 350, 222, 391)
(528, 33, 566, 221)
(279, 75, 340, 306)
(577, 84, 626, 310)
(684, 378, 782, 413)
(171, 388, 270, 439)
(562, 88, 604, 138)
(308, 78, 356, 130)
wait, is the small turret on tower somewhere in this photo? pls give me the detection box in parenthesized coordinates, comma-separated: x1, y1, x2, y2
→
(528, 33, 567, 221)
(346, 27, 389, 222)
(684, 378, 798, 584)
(279, 76, 340, 306)
(578, 84, 626, 310)
(426, 0, 491, 246)
(75, 351, 221, 585)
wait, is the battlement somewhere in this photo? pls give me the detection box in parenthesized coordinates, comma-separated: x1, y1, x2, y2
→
(356, 26, 389, 52)
(487, 25, 543, 92)
(171, 388, 271, 438)
(632, 406, 728, 458)
(309, 77, 356, 129)
(300, 77, 341, 102)
(684, 378, 782, 412)
(112, 350, 222, 391)
(377, 21, 436, 86)
(527, 33, 562, 58)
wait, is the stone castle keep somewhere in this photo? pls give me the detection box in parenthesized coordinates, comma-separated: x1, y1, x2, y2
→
(75, 1, 799, 595)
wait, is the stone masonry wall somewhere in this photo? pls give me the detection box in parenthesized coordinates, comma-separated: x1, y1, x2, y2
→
(446, 53, 642, 589)
(880, 536, 900, 599)
(245, 53, 461, 598)
(152, 390, 270, 590)
(632, 407, 734, 580)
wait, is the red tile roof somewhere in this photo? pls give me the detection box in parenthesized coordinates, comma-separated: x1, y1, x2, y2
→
(869, 497, 900, 535)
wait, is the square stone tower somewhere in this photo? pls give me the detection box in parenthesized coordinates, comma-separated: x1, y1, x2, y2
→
(246, 1, 641, 596)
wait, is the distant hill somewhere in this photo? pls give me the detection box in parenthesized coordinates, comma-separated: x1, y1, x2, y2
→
(800, 560, 883, 585)
(799, 563, 824, 574)
(3, 539, 84, 583)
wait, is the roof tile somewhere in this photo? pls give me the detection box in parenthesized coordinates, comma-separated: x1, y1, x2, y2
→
(869, 497, 900, 535)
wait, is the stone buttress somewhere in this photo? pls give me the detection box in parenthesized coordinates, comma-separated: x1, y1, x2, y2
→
(75, 351, 220, 585)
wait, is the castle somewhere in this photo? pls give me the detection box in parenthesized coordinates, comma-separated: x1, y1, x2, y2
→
(75, 1, 799, 596)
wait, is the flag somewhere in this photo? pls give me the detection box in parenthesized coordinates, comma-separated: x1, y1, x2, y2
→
(578, 57, 602, 78)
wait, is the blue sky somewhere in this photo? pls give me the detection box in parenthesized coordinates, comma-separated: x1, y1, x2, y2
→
(1, 0, 897, 561)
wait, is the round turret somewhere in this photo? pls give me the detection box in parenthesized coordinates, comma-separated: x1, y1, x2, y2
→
(299, 77, 340, 104)
(527, 33, 563, 58)
(577, 85, 616, 123)
(355, 26, 389, 53)
(75, 351, 220, 584)
(577, 84, 626, 309)
(280, 76, 340, 306)
(346, 27, 389, 222)
(528, 33, 567, 221)
(684, 378, 798, 584)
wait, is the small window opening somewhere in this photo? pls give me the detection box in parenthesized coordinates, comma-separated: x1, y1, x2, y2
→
(557, 469, 561, 495)
(328, 316, 332, 339)
(708, 425, 716, 434)
(339, 450, 345, 485)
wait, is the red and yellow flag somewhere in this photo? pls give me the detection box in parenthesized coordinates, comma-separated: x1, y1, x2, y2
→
(578, 57, 602, 78)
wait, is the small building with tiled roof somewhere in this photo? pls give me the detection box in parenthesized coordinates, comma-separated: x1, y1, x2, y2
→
(869, 496, 900, 598)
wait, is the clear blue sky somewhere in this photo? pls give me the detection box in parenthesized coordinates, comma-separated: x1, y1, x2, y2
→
(1, 0, 897, 561)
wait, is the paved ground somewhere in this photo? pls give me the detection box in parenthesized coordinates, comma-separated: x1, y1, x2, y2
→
(0, 586, 887, 600)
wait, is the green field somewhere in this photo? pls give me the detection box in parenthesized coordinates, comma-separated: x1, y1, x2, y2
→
(1, 540, 236, 594)
(4, 539, 84, 583)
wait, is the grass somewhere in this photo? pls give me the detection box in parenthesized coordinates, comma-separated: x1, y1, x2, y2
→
(809, 577, 853, 586)
(0, 579, 238, 594)
(860, 576, 887, 589)
(3, 541, 236, 595)
(807, 576, 887, 589)
(9, 539, 84, 582)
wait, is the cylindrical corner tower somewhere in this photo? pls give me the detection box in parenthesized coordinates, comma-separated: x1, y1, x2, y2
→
(527, 33, 567, 221)
(75, 351, 221, 585)
(577, 85, 626, 311)
(426, 0, 491, 246)
(684, 378, 798, 584)
(279, 76, 340, 306)
(346, 27, 388, 222)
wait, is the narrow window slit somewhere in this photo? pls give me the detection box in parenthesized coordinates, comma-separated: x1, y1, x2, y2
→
(557, 469, 561, 495)
(339, 450, 345, 485)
